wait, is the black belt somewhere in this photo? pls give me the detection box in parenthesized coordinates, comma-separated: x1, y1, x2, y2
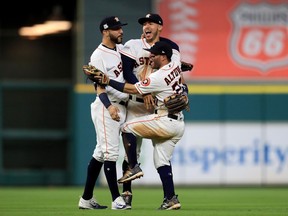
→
(168, 114, 178, 120)
(154, 110, 178, 120)
(129, 95, 144, 103)
(112, 100, 127, 106)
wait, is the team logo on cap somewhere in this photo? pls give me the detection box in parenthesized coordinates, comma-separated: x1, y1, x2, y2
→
(114, 17, 119, 22)
(146, 14, 151, 18)
(103, 24, 108, 29)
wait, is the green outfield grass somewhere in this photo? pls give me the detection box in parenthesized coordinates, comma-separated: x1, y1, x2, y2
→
(0, 186, 287, 216)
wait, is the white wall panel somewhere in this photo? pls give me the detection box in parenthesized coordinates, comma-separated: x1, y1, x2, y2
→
(100, 123, 288, 186)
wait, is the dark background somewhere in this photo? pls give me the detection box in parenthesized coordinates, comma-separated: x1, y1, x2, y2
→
(0, 1, 76, 29)
(0, 0, 77, 80)
(0, 0, 77, 176)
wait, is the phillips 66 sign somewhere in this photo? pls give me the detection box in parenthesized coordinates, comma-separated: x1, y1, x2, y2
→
(157, 0, 288, 80)
(230, 3, 288, 72)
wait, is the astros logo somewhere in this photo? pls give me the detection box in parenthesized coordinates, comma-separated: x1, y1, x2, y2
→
(141, 78, 151, 86)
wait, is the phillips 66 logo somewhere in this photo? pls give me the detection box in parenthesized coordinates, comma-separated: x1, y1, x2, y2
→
(230, 3, 288, 72)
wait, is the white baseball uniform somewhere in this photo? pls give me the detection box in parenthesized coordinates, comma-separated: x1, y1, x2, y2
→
(120, 37, 181, 159)
(89, 43, 129, 162)
(122, 61, 185, 169)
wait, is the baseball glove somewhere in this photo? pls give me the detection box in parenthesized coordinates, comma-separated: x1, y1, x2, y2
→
(82, 64, 109, 85)
(181, 61, 193, 72)
(164, 93, 190, 114)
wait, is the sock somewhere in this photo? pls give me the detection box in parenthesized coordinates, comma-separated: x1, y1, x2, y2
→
(121, 133, 130, 157)
(122, 132, 137, 168)
(157, 165, 175, 200)
(82, 157, 103, 200)
(104, 161, 120, 201)
(122, 160, 132, 193)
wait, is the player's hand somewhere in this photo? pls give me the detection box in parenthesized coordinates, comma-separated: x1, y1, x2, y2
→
(143, 94, 155, 111)
(94, 72, 110, 85)
(108, 105, 120, 122)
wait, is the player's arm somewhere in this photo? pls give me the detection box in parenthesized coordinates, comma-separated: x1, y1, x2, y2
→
(94, 73, 139, 95)
(96, 84, 121, 122)
(160, 37, 193, 72)
(181, 74, 189, 95)
(120, 40, 139, 84)
(121, 54, 139, 84)
(109, 80, 138, 94)
(87, 60, 113, 109)
(160, 37, 180, 51)
(96, 84, 112, 108)
(87, 66, 140, 94)
(86, 62, 121, 121)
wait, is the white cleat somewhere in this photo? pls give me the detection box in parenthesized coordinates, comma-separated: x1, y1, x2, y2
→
(111, 196, 128, 210)
(78, 197, 107, 209)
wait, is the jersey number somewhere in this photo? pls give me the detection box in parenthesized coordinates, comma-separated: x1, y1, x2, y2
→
(171, 77, 183, 94)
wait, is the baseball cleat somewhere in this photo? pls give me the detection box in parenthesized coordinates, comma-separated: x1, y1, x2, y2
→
(121, 191, 132, 209)
(78, 197, 107, 209)
(158, 195, 181, 210)
(111, 196, 128, 210)
(117, 163, 144, 183)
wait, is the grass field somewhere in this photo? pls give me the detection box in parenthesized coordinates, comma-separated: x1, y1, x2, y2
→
(0, 186, 287, 216)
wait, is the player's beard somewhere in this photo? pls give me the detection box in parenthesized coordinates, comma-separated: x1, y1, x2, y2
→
(151, 58, 160, 70)
(109, 33, 122, 44)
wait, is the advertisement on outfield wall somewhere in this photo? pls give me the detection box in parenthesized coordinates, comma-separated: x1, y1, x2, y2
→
(99, 123, 288, 186)
(156, 0, 288, 81)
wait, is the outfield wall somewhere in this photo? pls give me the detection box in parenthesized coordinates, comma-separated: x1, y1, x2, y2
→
(73, 85, 288, 186)
(108, 122, 288, 185)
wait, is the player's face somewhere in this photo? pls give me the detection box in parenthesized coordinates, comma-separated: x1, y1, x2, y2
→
(108, 28, 123, 44)
(149, 54, 161, 69)
(142, 22, 162, 43)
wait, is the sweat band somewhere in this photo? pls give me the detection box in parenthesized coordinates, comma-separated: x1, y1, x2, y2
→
(109, 79, 125, 92)
(182, 83, 188, 95)
(98, 92, 111, 109)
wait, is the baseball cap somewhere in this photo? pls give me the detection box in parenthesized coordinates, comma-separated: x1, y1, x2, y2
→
(99, 16, 127, 32)
(138, 13, 163, 25)
(144, 41, 172, 59)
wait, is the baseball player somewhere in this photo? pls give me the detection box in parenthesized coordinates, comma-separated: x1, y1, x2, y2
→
(95, 41, 185, 210)
(78, 16, 129, 210)
(118, 13, 188, 208)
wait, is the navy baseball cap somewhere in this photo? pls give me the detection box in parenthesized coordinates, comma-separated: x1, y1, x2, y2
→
(99, 16, 127, 32)
(138, 13, 163, 25)
(144, 41, 172, 59)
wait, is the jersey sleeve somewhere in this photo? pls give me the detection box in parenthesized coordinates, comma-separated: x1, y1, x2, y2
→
(120, 39, 138, 60)
(134, 73, 160, 95)
(89, 56, 107, 73)
(171, 49, 181, 63)
(121, 54, 138, 84)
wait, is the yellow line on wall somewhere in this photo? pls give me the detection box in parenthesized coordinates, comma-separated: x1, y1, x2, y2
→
(75, 84, 288, 94)
(74, 84, 95, 93)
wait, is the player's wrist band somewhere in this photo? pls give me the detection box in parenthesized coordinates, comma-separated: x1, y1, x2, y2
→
(182, 83, 188, 95)
(99, 92, 112, 109)
(109, 79, 125, 92)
